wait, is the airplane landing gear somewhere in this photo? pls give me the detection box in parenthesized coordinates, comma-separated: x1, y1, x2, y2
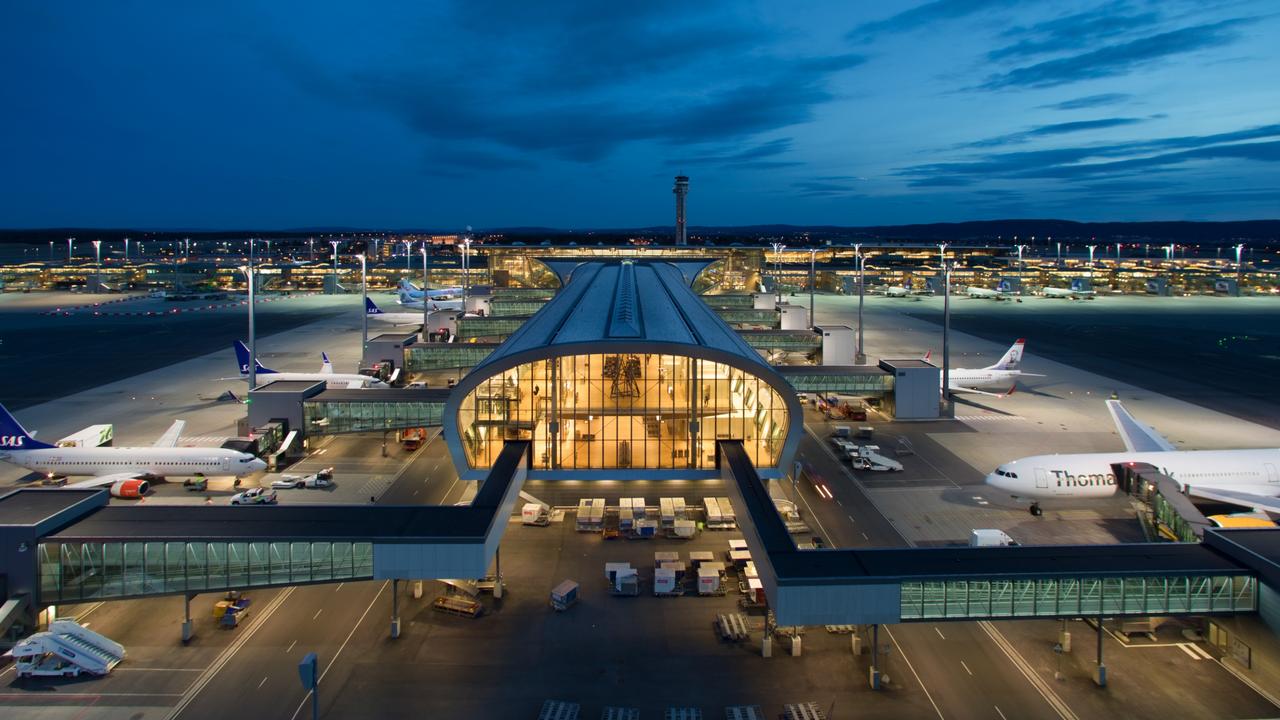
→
(1030, 503, 1043, 517)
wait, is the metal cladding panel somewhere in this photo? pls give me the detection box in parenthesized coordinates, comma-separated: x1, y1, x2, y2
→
(775, 584, 901, 626)
(373, 542, 488, 579)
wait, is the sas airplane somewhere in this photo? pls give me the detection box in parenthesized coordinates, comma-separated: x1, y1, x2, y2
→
(965, 280, 1016, 300)
(925, 339, 1044, 397)
(366, 297, 428, 325)
(1042, 279, 1095, 300)
(397, 278, 463, 301)
(986, 399, 1280, 516)
(230, 342, 386, 389)
(0, 404, 266, 498)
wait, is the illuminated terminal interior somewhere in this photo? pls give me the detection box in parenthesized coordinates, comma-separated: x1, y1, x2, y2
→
(443, 260, 801, 480)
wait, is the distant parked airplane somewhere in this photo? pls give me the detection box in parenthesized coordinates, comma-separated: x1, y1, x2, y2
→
(925, 339, 1043, 397)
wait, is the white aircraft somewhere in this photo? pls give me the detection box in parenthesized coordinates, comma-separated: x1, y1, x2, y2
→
(396, 289, 463, 312)
(0, 404, 266, 498)
(879, 286, 926, 299)
(966, 285, 1014, 300)
(986, 399, 1280, 516)
(925, 339, 1044, 397)
(366, 297, 427, 325)
(1042, 279, 1095, 300)
(231, 341, 386, 389)
(397, 278, 463, 301)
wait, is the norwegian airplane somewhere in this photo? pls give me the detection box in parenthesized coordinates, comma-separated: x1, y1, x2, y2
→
(986, 399, 1280, 516)
(0, 404, 266, 498)
(925, 339, 1044, 397)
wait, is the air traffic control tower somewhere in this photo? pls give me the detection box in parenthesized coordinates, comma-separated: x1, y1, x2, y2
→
(673, 175, 689, 245)
(444, 260, 802, 481)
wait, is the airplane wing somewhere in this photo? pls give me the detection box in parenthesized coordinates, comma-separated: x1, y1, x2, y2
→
(1187, 487, 1280, 514)
(950, 385, 1015, 398)
(65, 472, 144, 490)
(153, 420, 186, 448)
(1106, 399, 1175, 452)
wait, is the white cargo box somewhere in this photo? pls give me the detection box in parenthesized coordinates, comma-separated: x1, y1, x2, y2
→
(673, 498, 687, 519)
(717, 497, 736, 521)
(673, 520, 697, 538)
(604, 562, 632, 581)
(655, 551, 680, 566)
(729, 539, 749, 551)
(688, 551, 715, 566)
(654, 567, 678, 595)
(697, 567, 721, 594)
(744, 561, 759, 580)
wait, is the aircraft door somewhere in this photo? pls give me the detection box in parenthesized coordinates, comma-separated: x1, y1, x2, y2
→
(1035, 468, 1049, 489)
(1266, 463, 1279, 484)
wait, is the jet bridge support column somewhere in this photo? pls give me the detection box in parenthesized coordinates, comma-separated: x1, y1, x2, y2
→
(869, 623, 882, 690)
(1093, 614, 1107, 687)
(182, 594, 194, 644)
(390, 579, 401, 639)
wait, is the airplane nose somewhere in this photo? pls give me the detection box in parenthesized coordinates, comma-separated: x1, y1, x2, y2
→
(984, 473, 1007, 491)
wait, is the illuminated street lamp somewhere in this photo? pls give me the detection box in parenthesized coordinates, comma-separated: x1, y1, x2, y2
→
(67, 237, 75, 262)
(1235, 243, 1245, 284)
(92, 240, 102, 293)
(359, 254, 368, 366)
(1015, 244, 1028, 275)
(309, 237, 315, 263)
(462, 236, 473, 311)
(941, 260, 953, 418)
(48, 241, 53, 262)
(421, 245, 430, 341)
(240, 265, 256, 392)
(1165, 243, 1175, 260)
(807, 248, 818, 329)
(770, 242, 786, 302)
(405, 240, 413, 271)
(855, 243, 866, 364)
(123, 237, 130, 262)
(1055, 240, 1061, 264)
(330, 240, 341, 294)
(1115, 242, 1122, 260)
(1087, 244, 1097, 266)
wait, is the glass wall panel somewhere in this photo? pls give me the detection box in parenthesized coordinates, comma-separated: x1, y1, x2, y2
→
(456, 353, 789, 473)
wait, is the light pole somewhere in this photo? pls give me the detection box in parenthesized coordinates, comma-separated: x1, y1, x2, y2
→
(241, 265, 257, 391)
(1165, 243, 1175, 261)
(359, 254, 368, 370)
(1087, 244, 1097, 266)
(67, 237, 74, 262)
(405, 240, 412, 271)
(309, 238, 315, 263)
(92, 240, 101, 293)
(185, 237, 190, 259)
(421, 246, 430, 341)
(937, 242, 948, 294)
(807, 248, 817, 329)
(1056, 240, 1061, 264)
(855, 244, 865, 364)
(941, 261, 952, 418)
(124, 237, 130, 263)
(462, 237, 473, 312)
(48, 241, 53, 262)
(330, 240, 341, 294)
(770, 242, 786, 302)
(1235, 243, 1245, 285)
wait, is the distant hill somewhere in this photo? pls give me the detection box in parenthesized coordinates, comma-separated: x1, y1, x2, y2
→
(1, 219, 1277, 246)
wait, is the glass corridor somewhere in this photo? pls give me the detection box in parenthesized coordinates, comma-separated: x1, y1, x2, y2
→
(303, 399, 445, 434)
(39, 540, 374, 603)
(457, 353, 789, 473)
(899, 574, 1256, 620)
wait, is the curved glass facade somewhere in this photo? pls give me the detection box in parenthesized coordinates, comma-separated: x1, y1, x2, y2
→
(456, 353, 788, 473)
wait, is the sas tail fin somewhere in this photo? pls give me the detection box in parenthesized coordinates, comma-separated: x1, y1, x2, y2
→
(233, 341, 275, 375)
(365, 297, 383, 315)
(0, 403, 54, 450)
(986, 339, 1026, 371)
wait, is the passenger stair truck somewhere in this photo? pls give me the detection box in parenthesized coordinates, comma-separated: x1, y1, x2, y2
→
(853, 445, 903, 472)
(8, 620, 125, 678)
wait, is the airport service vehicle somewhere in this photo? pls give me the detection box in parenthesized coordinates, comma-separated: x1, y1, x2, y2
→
(969, 529, 1018, 547)
(230, 487, 278, 505)
(522, 502, 551, 526)
(986, 399, 1280, 516)
(365, 296, 428, 325)
(849, 445, 903, 472)
(7, 620, 125, 678)
(550, 580, 579, 611)
(0, 404, 266, 498)
(925, 339, 1045, 397)
(397, 278, 463, 301)
(230, 341, 386, 389)
(401, 427, 427, 450)
(271, 468, 333, 489)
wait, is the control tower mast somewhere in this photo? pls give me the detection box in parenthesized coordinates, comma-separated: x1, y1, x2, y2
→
(673, 175, 689, 245)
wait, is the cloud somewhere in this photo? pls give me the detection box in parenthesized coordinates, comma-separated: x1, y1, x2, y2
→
(848, 0, 1018, 40)
(988, 5, 1160, 62)
(1039, 93, 1133, 110)
(961, 117, 1146, 148)
(265, 6, 867, 165)
(1152, 188, 1280, 205)
(978, 18, 1255, 89)
(668, 138, 795, 168)
(423, 145, 536, 173)
(897, 123, 1280, 185)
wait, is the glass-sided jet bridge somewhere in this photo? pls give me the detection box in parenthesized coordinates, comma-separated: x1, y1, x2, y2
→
(2, 441, 1275, 638)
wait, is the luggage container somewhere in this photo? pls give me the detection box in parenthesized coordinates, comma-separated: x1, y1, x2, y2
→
(746, 578, 766, 605)
(671, 519, 697, 539)
(717, 497, 736, 526)
(673, 497, 688, 520)
(590, 498, 605, 528)
(654, 551, 680, 568)
(550, 579, 579, 611)
(576, 499, 593, 532)
(688, 551, 715, 568)
(653, 567, 680, 596)
(659, 498, 675, 528)
(729, 549, 752, 568)
(729, 539, 749, 552)
(698, 566, 724, 595)
(634, 519, 657, 538)
(660, 561, 686, 580)
(619, 498, 635, 530)
(704, 497, 723, 527)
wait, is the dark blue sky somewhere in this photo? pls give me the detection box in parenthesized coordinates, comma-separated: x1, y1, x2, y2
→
(2, 1, 1277, 228)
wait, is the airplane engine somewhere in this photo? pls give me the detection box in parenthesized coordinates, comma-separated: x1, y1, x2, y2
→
(109, 478, 149, 498)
